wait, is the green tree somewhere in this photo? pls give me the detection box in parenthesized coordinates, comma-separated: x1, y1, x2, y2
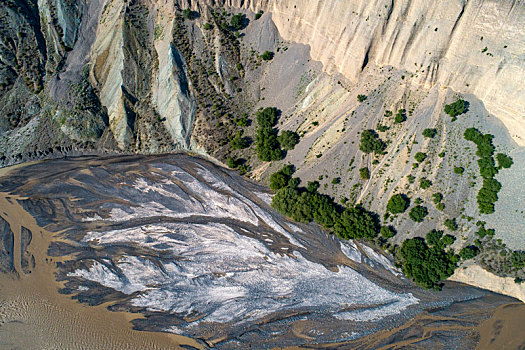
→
(444, 99, 467, 121)
(409, 205, 428, 222)
(277, 130, 300, 150)
(230, 14, 244, 30)
(442, 234, 456, 246)
(357, 94, 367, 102)
(399, 237, 458, 289)
(359, 130, 386, 154)
(387, 194, 410, 214)
(496, 153, 513, 169)
(444, 218, 458, 231)
(334, 206, 380, 240)
(426, 229, 443, 247)
(459, 246, 480, 260)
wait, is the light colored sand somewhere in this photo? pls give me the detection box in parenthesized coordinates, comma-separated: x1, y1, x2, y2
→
(450, 263, 525, 302)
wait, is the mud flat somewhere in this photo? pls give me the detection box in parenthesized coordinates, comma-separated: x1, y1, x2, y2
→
(0, 154, 521, 348)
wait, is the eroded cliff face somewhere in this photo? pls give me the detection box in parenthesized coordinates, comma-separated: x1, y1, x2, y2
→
(208, 0, 525, 145)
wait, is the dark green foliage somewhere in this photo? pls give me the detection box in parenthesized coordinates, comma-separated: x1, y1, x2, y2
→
(277, 130, 300, 150)
(476, 223, 495, 238)
(256, 108, 283, 161)
(426, 229, 443, 247)
(261, 51, 274, 61)
(203, 23, 213, 30)
(331, 177, 340, 185)
(230, 131, 248, 149)
(256, 107, 279, 128)
(357, 94, 367, 102)
(394, 109, 406, 124)
(255, 10, 263, 20)
(307, 181, 320, 193)
(444, 218, 458, 231)
(459, 246, 480, 260)
(359, 167, 370, 180)
(387, 194, 410, 214)
(454, 166, 464, 175)
(226, 157, 236, 168)
(436, 202, 445, 211)
(496, 153, 513, 169)
(234, 115, 248, 127)
(419, 178, 432, 189)
(511, 251, 525, 269)
(230, 14, 245, 30)
(384, 110, 393, 118)
(409, 205, 428, 222)
(377, 123, 389, 132)
(444, 99, 467, 121)
(432, 192, 443, 204)
(414, 152, 427, 163)
(333, 206, 380, 240)
(238, 163, 250, 175)
(270, 172, 289, 190)
(464, 127, 503, 214)
(422, 128, 437, 138)
(399, 238, 458, 289)
(442, 234, 456, 246)
(182, 9, 198, 20)
(381, 226, 396, 239)
(359, 130, 387, 154)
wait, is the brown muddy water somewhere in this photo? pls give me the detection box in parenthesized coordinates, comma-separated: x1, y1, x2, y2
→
(0, 155, 523, 349)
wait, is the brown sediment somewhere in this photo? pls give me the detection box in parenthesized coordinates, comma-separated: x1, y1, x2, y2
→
(476, 303, 525, 349)
(0, 164, 204, 350)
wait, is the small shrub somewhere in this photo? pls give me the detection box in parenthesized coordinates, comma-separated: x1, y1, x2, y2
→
(454, 166, 464, 175)
(432, 192, 443, 204)
(203, 23, 213, 30)
(420, 178, 432, 189)
(357, 94, 367, 102)
(394, 109, 406, 124)
(381, 226, 396, 239)
(226, 157, 237, 168)
(230, 131, 248, 149)
(444, 218, 458, 231)
(331, 177, 340, 185)
(255, 10, 263, 20)
(415, 152, 427, 163)
(359, 167, 370, 180)
(423, 128, 437, 138)
(261, 51, 274, 61)
(436, 202, 445, 211)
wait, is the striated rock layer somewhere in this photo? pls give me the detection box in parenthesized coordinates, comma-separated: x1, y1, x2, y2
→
(202, 0, 525, 145)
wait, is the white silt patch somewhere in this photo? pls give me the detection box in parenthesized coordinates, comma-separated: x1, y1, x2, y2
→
(73, 222, 418, 325)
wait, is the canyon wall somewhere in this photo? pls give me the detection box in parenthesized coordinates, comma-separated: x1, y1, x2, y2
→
(199, 0, 525, 145)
